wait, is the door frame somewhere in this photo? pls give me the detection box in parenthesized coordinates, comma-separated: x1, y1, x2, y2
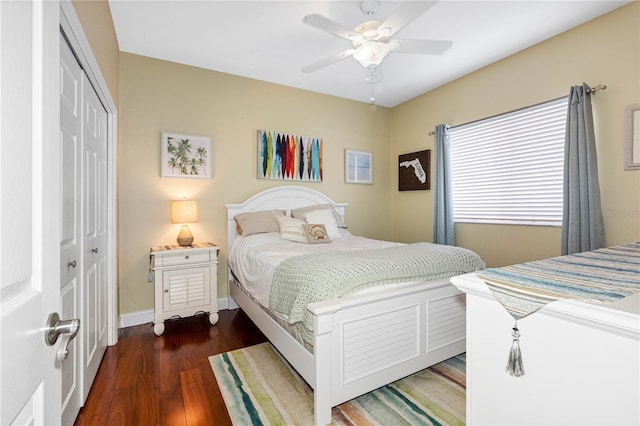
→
(60, 0, 118, 345)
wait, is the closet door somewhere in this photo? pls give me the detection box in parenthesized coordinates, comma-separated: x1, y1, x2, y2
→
(59, 36, 109, 422)
(82, 71, 109, 400)
(60, 36, 83, 425)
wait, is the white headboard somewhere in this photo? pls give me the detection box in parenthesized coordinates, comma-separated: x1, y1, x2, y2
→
(225, 185, 347, 252)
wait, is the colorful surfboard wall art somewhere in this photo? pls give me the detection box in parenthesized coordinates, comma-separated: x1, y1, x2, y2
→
(257, 130, 323, 182)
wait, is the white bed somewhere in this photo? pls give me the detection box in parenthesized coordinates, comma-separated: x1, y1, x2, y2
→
(225, 186, 480, 425)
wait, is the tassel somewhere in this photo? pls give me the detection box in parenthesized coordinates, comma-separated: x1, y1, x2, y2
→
(505, 322, 525, 377)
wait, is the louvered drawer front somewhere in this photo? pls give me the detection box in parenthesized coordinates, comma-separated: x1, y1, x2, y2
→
(159, 251, 210, 266)
(342, 305, 420, 383)
(427, 293, 466, 351)
(163, 267, 211, 312)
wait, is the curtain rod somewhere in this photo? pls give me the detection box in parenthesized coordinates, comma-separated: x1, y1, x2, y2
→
(588, 83, 607, 94)
(427, 83, 607, 136)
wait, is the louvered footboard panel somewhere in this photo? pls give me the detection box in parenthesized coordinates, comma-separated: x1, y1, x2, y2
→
(342, 306, 420, 383)
(427, 293, 466, 351)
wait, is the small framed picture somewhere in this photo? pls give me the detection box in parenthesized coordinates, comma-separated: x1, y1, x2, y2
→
(625, 104, 640, 170)
(161, 132, 211, 178)
(345, 150, 372, 184)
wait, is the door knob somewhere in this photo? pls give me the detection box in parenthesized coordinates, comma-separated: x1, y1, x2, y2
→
(91, 248, 99, 254)
(45, 312, 80, 361)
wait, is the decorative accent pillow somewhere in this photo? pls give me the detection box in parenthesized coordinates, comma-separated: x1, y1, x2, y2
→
(303, 209, 340, 239)
(291, 204, 346, 228)
(278, 216, 307, 243)
(234, 209, 284, 236)
(302, 224, 330, 244)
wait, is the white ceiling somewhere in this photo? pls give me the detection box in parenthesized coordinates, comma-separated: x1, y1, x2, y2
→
(109, 0, 628, 108)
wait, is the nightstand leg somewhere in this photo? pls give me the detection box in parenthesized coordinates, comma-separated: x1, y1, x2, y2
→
(209, 312, 219, 325)
(153, 321, 165, 336)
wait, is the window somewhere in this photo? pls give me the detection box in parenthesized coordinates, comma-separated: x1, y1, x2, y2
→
(450, 97, 567, 226)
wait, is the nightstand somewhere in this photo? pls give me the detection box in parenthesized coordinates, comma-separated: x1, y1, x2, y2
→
(150, 242, 219, 336)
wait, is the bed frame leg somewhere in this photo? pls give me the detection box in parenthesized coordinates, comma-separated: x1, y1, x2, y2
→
(314, 397, 332, 426)
(314, 315, 333, 425)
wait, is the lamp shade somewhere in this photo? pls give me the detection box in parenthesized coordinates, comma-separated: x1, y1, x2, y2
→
(352, 41, 391, 68)
(171, 199, 198, 224)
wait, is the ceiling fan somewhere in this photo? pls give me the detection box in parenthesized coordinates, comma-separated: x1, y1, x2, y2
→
(302, 1, 452, 73)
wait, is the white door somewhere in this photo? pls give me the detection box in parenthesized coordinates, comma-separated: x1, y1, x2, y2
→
(59, 35, 110, 422)
(60, 35, 83, 425)
(81, 70, 109, 400)
(0, 1, 63, 424)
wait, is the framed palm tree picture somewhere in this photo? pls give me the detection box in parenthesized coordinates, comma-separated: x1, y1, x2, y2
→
(161, 132, 211, 178)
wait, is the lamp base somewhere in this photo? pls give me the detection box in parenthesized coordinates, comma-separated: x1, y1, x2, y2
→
(176, 224, 194, 246)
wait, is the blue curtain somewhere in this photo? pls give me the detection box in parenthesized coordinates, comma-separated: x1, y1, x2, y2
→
(433, 124, 455, 245)
(561, 84, 605, 255)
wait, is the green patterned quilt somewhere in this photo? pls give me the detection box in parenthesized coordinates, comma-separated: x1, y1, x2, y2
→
(269, 242, 485, 345)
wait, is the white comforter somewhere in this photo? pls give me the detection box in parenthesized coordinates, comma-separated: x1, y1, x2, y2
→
(228, 230, 400, 308)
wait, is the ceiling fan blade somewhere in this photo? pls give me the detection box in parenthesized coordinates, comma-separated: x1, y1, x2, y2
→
(303, 14, 360, 41)
(390, 39, 453, 55)
(380, 1, 438, 37)
(302, 49, 355, 73)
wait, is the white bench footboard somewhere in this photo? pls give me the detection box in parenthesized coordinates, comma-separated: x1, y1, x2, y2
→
(309, 279, 466, 425)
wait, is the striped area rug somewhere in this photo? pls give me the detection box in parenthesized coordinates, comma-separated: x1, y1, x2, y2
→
(209, 343, 465, 426)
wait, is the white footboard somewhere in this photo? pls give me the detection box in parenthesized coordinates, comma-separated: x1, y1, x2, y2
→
(310, 279, 465, 425)
(230, 277, 466, 426)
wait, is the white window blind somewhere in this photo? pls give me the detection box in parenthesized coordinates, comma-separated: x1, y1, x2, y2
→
(450, 97, 567, 226)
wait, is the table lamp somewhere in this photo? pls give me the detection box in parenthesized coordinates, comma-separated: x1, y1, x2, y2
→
(171, 199, 198, 246)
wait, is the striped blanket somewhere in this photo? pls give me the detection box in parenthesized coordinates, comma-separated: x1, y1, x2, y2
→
(477, 242, 640, 320)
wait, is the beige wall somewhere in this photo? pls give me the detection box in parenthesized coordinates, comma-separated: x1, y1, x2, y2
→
(118, 54, 393, 314)
(391, 3, 640, 268)
(71, 0, 120, 106)
(118, 3, 639, 314)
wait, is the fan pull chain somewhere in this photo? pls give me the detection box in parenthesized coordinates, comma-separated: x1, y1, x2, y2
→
(370, 81, 375, 105)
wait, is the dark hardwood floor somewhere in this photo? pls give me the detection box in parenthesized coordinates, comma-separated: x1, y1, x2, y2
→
(74, 309, 268, 426)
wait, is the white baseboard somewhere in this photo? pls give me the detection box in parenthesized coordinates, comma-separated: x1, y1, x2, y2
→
(228, 296, 239, 310)
(118, 298, 233, 328)
(119, 309, 153, 328)
(218, 297, 232, 311)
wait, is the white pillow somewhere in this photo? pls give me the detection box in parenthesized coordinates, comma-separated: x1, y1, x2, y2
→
(303, 209, 340, 239)
(291, 204, 347, 228)
(278, 216, 307, 243)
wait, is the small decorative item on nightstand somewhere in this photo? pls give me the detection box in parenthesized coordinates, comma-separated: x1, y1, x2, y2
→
(150, 242, 219, 336)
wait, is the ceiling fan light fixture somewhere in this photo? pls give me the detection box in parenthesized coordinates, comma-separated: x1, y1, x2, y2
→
(353, 41, 391, 68)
